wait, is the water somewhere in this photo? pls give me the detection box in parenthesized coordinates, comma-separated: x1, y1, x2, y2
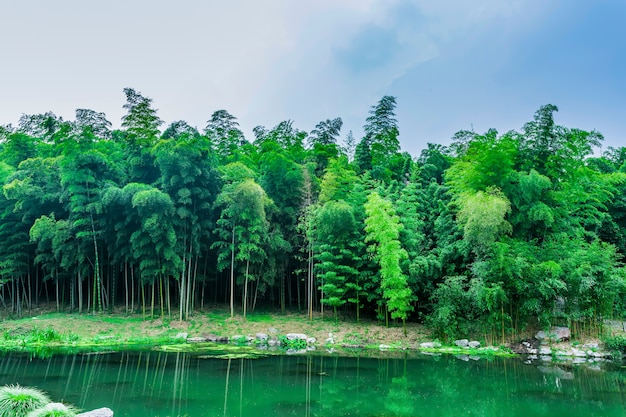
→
(1, 350, 625, 417)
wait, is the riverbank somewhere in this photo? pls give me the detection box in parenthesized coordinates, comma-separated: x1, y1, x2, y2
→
(0, 307, 620, 361)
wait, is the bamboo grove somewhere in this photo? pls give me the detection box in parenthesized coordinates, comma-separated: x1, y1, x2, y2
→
(1, 89, 626, 341)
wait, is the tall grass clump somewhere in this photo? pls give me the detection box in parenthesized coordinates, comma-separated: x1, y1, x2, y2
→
(26, 402, 78, 417)
(0, 385, 50, 417)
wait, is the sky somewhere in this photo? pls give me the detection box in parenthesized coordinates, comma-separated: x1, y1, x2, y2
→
(1, 0, 624, 157)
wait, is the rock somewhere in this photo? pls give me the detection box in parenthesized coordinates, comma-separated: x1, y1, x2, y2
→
(535, 327, 570, 342)
(571, 348, 587, 357)
(468, 341, 481, 348)
(174, 332, 188, 340)
(469, 355, 481, 361)
(553, 326, 571, 342)
(187, 337, 208, 343)
(268, 339, 278, 346)
(285, 333, 308, 341)
(455, 354, 470, 361)
(539, 347, 552, 355)
(454, 339, 469, 348)
(306, 337, 317, 345)
(420, 342, 436, 349)
(379, 344, 391, 351)
(77, 408, 114, 417)
(256, 333, 269, 342)
(206, 334, 229, 343)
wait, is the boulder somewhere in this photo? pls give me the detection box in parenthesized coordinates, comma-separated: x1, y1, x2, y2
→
(206, 334, 229, 343)
(187, 337, 208, 343)
(174, 332, 188, 340)
(306, 337, 317, 345)
(256, 333, 269, 343)
(420, 342, 436, 349)
(77, 408, 114, 417)
(454, 339, 469, 348)
(285, 333, 308, 341)
(553, 326, 571, 342)
(535, 326, 570, 342)
(468, 341, 481, 348)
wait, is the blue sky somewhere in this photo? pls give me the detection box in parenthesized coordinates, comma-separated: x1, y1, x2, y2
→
(1, 0, 624, 156)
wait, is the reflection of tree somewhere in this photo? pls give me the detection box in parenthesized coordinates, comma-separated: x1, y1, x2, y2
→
(316, 357, 370, 416)
(385, 376, 415, 417)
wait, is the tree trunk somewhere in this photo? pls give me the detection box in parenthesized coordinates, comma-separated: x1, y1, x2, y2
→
(243, 259, 250, 319)
(230, 224, 235, 319)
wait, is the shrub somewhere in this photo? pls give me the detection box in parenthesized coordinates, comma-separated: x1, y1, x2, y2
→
(26, 402, 77, 417)
(603, 335, 626, 353)
(0, 385, 50, 417)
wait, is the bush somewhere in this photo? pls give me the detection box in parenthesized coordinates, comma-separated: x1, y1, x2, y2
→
(0, 385, 50, 417)
(279, 336, 307, 350)
(603, 335, 626, 353)
(26, 402, 77, 417)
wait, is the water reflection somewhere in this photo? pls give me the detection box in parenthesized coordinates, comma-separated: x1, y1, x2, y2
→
(1, 351, 626, 417)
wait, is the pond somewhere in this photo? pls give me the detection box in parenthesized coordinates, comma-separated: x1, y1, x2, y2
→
(1, 350, 625, 417)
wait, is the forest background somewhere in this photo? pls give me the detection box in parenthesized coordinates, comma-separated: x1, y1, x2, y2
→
(1, 89, 625, 344)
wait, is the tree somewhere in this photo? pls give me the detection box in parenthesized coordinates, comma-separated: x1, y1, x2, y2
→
(212, 163, 271, 318)
(308, 118, 342, 146)
(314, 200, 359, 322)
(363, 96, 400, 168)
(364, 191, 412, 333)
(121, 88, 163, 149)
(205, 110, 245, 162)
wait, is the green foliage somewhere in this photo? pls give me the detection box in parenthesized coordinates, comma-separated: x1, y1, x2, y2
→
(0, 385, 50, 417)
(278, 336, 307, 350)
(603, 335, 626, 353)
(26, 402, 77, 417)
(365, 192, 413, 326)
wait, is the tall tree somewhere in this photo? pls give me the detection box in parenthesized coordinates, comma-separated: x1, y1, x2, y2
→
(364, 191, 412, 333)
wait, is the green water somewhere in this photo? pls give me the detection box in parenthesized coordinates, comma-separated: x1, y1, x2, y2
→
(1, 350, 625, 417)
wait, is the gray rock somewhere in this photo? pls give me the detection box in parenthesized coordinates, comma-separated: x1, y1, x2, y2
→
(187, 337, 208, 343)
(256, 333, 269, 342)
(206, 334, 229, 343)
(420, 342, 436, 349)
(535, 326, 570, 342)
(539, 347, 552, 355)
(306, 337, 317, 345)
(77, 408, 114, 417)
(454, 339, 469, 348)
(285, 333, 308, 341)
(468, 341, 481, 348)
(379, 344, 391, 350)
(553, 326, 571, 342)
(174, 332, 188, 340)
(268, 339, 278, 346)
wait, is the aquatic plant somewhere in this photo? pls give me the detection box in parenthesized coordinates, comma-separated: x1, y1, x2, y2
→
(0, 385, 50, 417)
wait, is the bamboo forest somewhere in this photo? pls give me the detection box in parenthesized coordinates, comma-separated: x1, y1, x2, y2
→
(1, 89, 625, 341)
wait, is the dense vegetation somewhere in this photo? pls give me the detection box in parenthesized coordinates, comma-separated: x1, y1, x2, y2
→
(1, 90, 625, 342)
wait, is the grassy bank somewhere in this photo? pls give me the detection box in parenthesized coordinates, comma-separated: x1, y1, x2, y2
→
(1, 307, 438, 356)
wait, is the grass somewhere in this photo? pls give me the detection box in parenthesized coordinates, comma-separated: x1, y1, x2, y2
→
(0, 385, 50, 417)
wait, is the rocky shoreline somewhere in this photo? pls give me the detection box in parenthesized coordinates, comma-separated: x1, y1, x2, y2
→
(173, 324, 617, 364)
